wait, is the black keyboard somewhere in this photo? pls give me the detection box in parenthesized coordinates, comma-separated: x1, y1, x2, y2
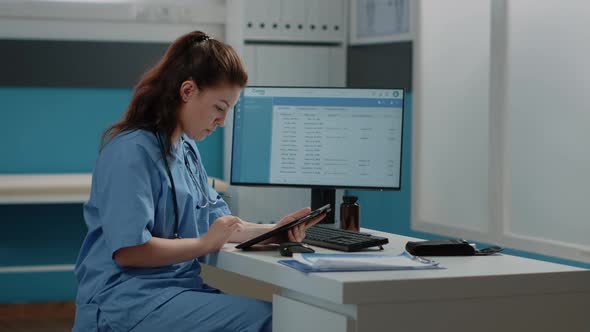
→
(303, 225, 389, 252)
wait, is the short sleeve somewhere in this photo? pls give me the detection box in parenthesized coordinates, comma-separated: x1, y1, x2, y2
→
(95, 138, 158, 257)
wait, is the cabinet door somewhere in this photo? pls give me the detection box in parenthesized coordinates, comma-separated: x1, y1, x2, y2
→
(245, 44, 344, 87)
(273, 294, 354, 332)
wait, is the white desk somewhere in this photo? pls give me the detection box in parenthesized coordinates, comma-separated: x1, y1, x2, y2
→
(208, 229, 590, 332)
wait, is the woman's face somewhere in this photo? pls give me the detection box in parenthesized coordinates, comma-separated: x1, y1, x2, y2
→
(178, 81, 242, 141)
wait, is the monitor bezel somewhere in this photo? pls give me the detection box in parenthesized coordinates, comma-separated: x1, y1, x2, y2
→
(230, 86, 405, 191)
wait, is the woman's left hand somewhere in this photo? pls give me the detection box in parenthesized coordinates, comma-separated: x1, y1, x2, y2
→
(272, 207, 326, 243)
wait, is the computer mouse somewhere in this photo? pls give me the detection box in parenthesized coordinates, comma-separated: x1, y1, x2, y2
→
(279, 242, 315, 257)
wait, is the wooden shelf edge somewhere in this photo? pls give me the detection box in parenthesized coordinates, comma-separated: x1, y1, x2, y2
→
(0, 174, 91, 204)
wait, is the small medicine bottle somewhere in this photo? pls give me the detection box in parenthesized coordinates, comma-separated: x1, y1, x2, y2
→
(340, 195, 360, 232)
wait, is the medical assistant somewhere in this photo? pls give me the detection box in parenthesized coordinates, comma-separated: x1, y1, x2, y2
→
(72, 129, 271, 331)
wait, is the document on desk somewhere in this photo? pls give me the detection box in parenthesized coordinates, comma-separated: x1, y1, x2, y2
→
(278, 252, 442, 273)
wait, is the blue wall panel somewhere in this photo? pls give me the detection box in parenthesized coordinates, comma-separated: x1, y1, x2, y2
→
(0, 204, 85, 266)
(0, 87, 223, 177)
(0, 204, 85, 303)
(0, 87, 129, 173)
(0, 272, 78, 303)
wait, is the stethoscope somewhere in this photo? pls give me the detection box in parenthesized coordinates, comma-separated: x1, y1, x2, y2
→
(154, 130, 221, 238)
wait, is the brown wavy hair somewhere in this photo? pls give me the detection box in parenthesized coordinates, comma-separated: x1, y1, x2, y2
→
(101, 31, 248, 156)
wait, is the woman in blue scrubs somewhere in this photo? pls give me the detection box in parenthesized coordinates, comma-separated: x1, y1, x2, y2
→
(73, 31, 323, 332)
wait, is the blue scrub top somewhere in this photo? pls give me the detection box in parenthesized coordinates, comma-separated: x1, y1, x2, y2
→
(73, 129, 231, 331)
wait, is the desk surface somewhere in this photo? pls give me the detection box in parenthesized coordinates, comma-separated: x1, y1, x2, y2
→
(208, 228, 590, 305)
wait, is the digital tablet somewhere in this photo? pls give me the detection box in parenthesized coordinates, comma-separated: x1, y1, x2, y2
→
(235, 204, 331, 250)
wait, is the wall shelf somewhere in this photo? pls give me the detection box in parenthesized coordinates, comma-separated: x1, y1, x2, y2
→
(0, 174, 91, 204)
(0, 173, 229, 204)
(0, 264, 75, 273)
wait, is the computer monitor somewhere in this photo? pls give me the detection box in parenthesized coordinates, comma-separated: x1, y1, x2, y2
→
(231, 86, 404, 223)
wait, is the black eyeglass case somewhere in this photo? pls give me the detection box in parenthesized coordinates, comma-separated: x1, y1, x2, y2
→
(406, 240, 503, 256)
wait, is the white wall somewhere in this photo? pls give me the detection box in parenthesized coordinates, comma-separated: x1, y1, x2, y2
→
(0, 0, 225, 42)
(413, 0, 590, 263)
(413, 0, 492, 234)
(505, 0, 590, 258)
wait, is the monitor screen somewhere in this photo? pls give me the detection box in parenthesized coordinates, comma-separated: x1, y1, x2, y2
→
(231, 87, 404, 190)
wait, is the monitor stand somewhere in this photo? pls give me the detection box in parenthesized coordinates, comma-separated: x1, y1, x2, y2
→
(311, 188, 336, 224)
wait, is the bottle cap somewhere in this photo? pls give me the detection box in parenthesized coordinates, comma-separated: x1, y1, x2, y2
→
(343, 195, 358, 204)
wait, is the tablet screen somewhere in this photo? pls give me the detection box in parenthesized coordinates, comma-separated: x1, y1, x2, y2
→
(235, 204, 331, 250)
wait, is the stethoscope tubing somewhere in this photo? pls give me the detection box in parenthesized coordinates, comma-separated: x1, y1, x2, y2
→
(154, 130, 220, 238)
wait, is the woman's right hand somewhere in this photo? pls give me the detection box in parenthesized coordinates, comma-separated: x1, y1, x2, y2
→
(203, 216, 245, 252)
